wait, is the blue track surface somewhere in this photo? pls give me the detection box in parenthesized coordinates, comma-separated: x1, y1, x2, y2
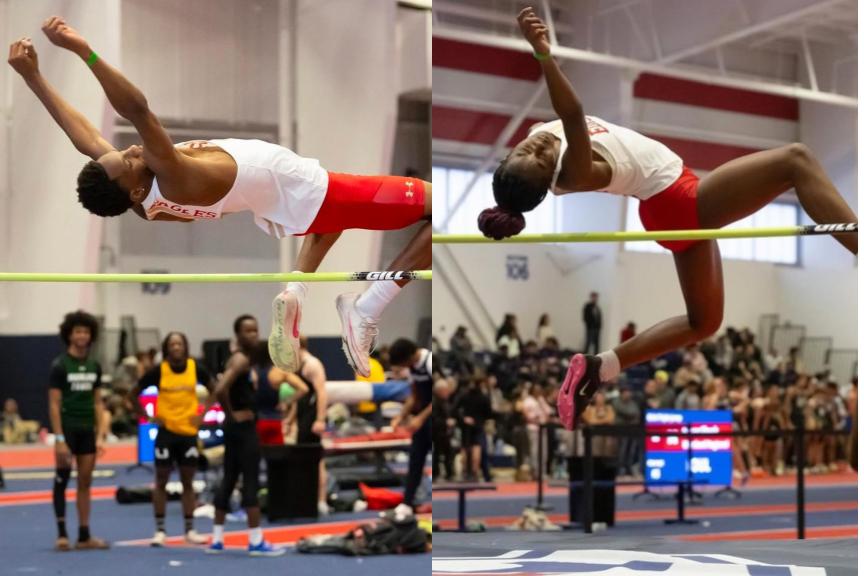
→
(0, 464, 430, 576)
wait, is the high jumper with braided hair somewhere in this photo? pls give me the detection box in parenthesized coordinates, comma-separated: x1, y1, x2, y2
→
(8, 16, 432, 381)
(479, 7, 858, 430)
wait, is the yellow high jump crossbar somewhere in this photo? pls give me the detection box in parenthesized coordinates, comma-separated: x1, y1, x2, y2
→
(0, 270, 432, 283)
(432, 224, 857, 244)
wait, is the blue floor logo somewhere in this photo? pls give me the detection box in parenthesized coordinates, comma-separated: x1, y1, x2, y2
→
(432, 550, 825, 575)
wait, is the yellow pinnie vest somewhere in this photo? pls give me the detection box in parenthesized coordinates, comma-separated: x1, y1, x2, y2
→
(156, 359, 199, 436)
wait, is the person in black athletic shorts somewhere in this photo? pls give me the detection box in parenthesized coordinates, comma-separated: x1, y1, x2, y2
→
(390, 338, 433, 509)
(129, 331, 215, 547)
(208, 315, 284, 557)
(49, 310, 109, 551)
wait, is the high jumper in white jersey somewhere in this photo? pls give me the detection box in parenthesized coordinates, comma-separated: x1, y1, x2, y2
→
(8, 17, 432, 377)
(477, 8, 857, 430)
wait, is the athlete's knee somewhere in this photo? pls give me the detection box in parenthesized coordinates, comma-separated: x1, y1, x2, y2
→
(77, 474, 93, 491)
(179, 473, 195, 491)
(240, 483, 259, 508)
(53, 468, 71, 516)
(785, 142, 816, 176)
(689, 314, 722, 340)
(155, 468, 171, 487)
(213, 487, 232, 511)
(55, 467, 72, 487)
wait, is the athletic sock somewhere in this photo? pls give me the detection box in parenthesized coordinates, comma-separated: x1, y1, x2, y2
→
(184, 516, 193, 533)
(155, 515, 166, 533)
(57, 519, 68, 539)
(53, 468, 71, 522)
(598, 350, 621, 383)
(355, 280, 401, 319)
(78, 526, 90, 543)
(212, 525, 224, 544)
(287, 274, 308, 302)
(249, 527, 263, 546)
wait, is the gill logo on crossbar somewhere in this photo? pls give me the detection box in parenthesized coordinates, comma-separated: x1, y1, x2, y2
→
(813, 223, 857, 233)
(362, 271, 406, 281)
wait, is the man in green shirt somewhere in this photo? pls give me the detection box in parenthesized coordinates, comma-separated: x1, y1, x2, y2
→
(49, 310, 109, 551)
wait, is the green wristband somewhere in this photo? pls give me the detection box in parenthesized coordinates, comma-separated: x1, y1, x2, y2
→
(86, 51, 99, 67)
(533, 51, 551, 61)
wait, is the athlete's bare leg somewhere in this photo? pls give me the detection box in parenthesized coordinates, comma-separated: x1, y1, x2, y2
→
(613, 240, 724, 369)
(598, 144, 856, 372)
(295, 233, 342, 272)
(697, 144, 857, 254)
(75, 453, 95, 531)
(179, 465, 197, 520)
(153, 465, 170, 527)
(72, 453, 107, 548)
(318, 461, 328, 513)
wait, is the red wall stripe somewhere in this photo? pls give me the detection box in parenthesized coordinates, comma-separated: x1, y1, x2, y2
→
(634, 73, 799, 120)
(433, 38, 542, 81)
(432, 106, 547, 147)
(433, 38, 799, 120)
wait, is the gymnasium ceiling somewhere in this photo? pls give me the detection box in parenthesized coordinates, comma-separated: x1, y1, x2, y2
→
(433, 0, 857, 103)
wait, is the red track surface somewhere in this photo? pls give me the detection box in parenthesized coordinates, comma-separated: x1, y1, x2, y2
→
(0, 486, 117, 506)
(0, 443, 137, 469)
(678, 525, 858, 541)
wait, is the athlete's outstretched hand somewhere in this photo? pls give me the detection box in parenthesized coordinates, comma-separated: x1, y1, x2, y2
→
(517, 7, 551, 56)
(42, 16, 90, 57)
(7, 38, 39, 78)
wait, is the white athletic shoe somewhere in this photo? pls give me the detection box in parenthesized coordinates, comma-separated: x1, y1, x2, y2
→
(185, 529, 208, 545)
(336, 293, 378, 378)
(317, 500, 331, 517)
(150, 530, 166, 547)
(268, 285, 302, 372)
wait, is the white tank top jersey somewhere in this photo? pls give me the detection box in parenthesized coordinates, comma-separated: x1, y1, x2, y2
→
(528, 116, 683, 200)
(141, 139, 329, 238)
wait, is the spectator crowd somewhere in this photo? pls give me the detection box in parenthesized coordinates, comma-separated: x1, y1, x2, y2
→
(431, 313, 857, 484)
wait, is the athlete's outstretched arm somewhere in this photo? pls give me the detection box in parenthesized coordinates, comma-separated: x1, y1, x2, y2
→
(7, 38, 114, 159)
(517, 7, 593, 179)
(40, 17, 180, 174)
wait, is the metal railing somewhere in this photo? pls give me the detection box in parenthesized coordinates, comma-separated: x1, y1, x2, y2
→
(534, 423, 853, 540)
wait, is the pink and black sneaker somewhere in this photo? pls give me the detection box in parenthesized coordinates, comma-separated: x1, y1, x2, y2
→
(557, 354, 602, 430)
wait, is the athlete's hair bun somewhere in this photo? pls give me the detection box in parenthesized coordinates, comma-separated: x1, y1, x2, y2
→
(477, 206, 526, 240)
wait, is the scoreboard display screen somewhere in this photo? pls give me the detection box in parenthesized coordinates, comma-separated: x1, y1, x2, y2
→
(644, 409, 733, 486)
(137, 385, 225, 464)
